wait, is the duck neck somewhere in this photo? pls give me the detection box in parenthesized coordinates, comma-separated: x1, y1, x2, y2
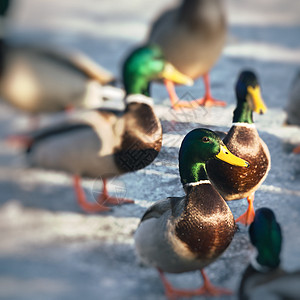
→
(179, 154, 208, 185)
(233, 100, 253, 124)
(124, 77, 150, 97)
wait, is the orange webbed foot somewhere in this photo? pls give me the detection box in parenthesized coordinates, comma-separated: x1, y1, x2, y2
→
(73, 175, 111, 213)
(190, 97, 227, 107)
(236, 193, 255, 226)
(158, 269, 232, 300)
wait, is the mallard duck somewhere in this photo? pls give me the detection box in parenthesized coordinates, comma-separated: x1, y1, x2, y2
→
(239, 207, 300, 300)
(147, 0, 227, 109)
(135, 128, 249, 299)
(26, 94, 162, 212)
(206, 70, 270, 226)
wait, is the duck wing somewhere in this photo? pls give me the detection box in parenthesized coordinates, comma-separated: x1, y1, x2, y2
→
(140, 196, 184, 223)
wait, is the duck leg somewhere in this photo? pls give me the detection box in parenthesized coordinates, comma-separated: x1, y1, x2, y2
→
(73, 175, 111, 213)
(293, 145, 300, 154)
(5, 134, 33, 148)
(164, 74, 226, 110)
(190, 74, 227, 107)
(158, 269, 231, 300)
(96, 178, 134, 206)
(164, 79, 198, 110)
(73, 176, 134, 212)
(158, 269, 200, 300)
(236, 192, 255, 226)
(193, 270, 232, 296)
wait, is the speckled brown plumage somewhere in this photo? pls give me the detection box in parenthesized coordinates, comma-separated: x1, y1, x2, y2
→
(175, 184, 236, 258)
(206, 125, 270, 201)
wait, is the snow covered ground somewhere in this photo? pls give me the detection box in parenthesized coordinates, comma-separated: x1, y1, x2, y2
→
(0, 0, 300, 299)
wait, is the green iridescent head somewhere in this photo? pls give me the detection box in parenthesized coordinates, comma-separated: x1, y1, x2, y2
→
(234, 70, 267, 123)
(249, 208, 282, 269)
(122, 44, 193, 96)
(179, 128, 249, 184)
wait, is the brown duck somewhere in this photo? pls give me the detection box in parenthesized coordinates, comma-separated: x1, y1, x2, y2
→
(206, 70, 270, 225)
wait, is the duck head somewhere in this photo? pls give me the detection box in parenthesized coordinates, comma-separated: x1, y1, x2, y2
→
(249, 208, 282, 270)
(234, 70, 267, 123)
(179, 128, 249, 184)
(122, 44, 193, 96)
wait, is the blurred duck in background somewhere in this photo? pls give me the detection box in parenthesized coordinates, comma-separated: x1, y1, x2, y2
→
(135, 129, 249, 299)
(206, 71, 270, 226)
(239, 208, 300, 300)
(147, 0, 227, 109)
(25, 94, 161, 213)
(0, 0, 123, 116)
(285, 71, 300, 154)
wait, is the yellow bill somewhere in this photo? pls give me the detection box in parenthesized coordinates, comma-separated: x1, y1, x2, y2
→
(216, 144, 249, 167)
(161, 62, 194, 86)
(247, 85, 267, 114)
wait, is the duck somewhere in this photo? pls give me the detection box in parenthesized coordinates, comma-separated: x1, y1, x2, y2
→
(23, 45, 192, 213)
(147, 0, 227, 109)
(26, 94, 161, 212)
(239, 207, 300, 300)
(285, 70, 300, 154)
(206, 70, 270, 226)
(135, 128, 249, 299)
(0, 0, 122, 114)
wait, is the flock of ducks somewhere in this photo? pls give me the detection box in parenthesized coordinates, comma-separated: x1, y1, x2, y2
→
(1, 0, 299, 299)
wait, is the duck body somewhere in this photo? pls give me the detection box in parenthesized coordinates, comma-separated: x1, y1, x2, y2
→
(148, 0, 226, 79)
(27, 95, 162, 178)
(135, 182, 236, 274)
(207, 123, 270, 201)
(0, 43, 117, 113)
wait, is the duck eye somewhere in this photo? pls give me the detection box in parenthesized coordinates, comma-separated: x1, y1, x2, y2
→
(202, 137, 209, 143)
